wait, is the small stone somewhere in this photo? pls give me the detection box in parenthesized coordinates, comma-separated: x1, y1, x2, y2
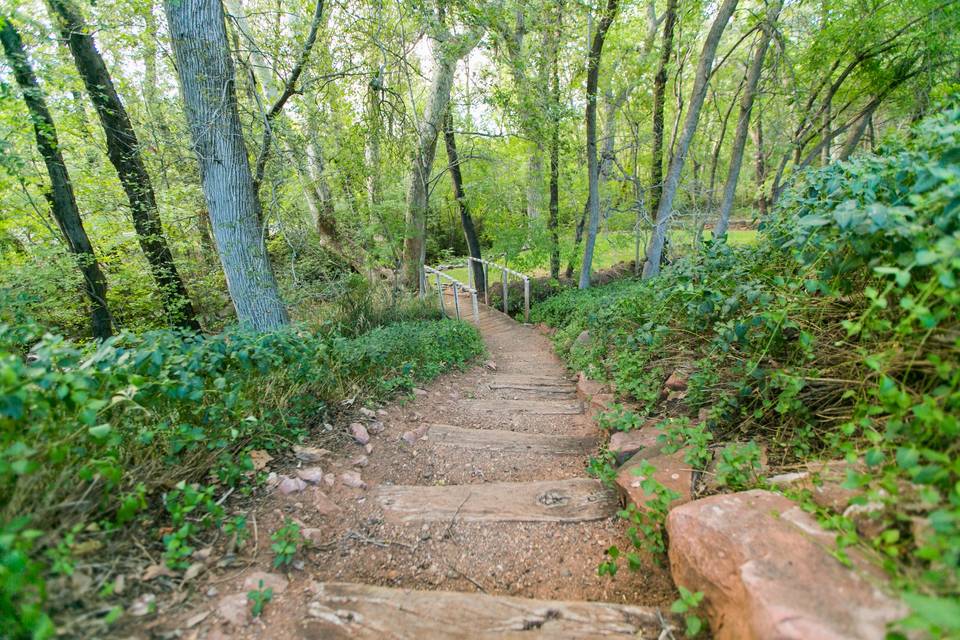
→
(340, 471, 366, 489)
(277, 475, 308, 495)
(367, 421, 385, 435)
(364, 443, 373, 454)
(352, 455, 369, 468)
(323, 473, 336, 486)
(608, 421, 664, 464)
(206, 586, 219, 598)
(484, 360, 497, 371)
(401, 424, 430, 445)
(412, 387, 428, 396)
(296, 467, 324, 484)
(242, 571, 288, 595)
(293, 445, 332, 463)
(216, 593, 250, 626)
(350, 423, 370, 445)
(377, 409, 388, 417)
(359, 407, 377, 419)
(129, 593, 156, 617)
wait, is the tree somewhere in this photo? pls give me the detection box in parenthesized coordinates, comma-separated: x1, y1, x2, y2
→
(548, 0, 563, 279)
(649, 0, 678, 220)
(578, 0, 619, 289)
(443, 111, 485, 293)
(45, 0, 200, 330)
(401, 10, 480, 291)
(164, 0, 288, 331)
(0, 16, 111, 339)
(643, 0, 740, 279)
(714, 0, 782, 240)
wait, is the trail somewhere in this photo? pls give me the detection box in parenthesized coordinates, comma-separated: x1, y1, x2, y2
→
(166, 296, 677, 639)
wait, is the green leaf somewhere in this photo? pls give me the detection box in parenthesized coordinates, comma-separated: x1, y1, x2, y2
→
(88, 424, 112, 439)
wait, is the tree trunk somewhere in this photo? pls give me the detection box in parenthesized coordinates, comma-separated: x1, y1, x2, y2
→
(643, 0, 739, 278)
(549, 0, 563, 280)
(1, 17, 112, 339)
(47, 0, 199, 330)
(714, 0, 782, 240)
(526, 150, 544, 219)
(649, 0, 678, 221)
(401, 25, 477, 291)
(578, 0, 619, 290)
(752, 109, 768, 216)
(443, 112, 485, 293)
(165, 0, 288, 331)
(837, 101, 878, 160)
(366, 67, 383, 210)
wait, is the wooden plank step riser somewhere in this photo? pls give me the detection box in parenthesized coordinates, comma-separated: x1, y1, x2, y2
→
(462, 399, 583, 415)
(301, 583, 676, 639)
(489, 383, 577, 394)
(374, 479, 618, 524)
(490, 375, 574, 387)
(422, 424, 595, 455)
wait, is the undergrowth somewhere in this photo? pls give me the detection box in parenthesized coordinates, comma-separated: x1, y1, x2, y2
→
(535, 101, 960, 636)
(0, 297, 482, 638)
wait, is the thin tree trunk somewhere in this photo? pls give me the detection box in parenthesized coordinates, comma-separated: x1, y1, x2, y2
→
(643, 0, 740, 278)
(165, 0, 288, 331)
(578, 0, 619, 289)
(1, 17, 112, 339)
(837, 101, 878, 160)
(401, 24, 478, 291)
(752, 108, 768, 216)
(706, 74, 745, 209)
(366, 67, 383, 210)
(443, 111, 485, 293)
(714, 0, 782, 240)
(47, 0, 199, 330)
(649, 0, 678, 220)
(548, 0, 563, 279)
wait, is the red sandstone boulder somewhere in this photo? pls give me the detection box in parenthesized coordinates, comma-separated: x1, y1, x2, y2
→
(608, 421, 664, 464)
(667, 490, 907, 640)
(615, 449, 693, 510)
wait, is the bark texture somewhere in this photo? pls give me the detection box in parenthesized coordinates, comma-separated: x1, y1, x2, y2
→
(714, 0, 782, 239)
(1, 17, 112, 339)
(47, 0, 199, 330)
(643, 0, 740, 278)
(165, 0, 288, 331)
(443, 112, 485, 293)
(649, 0, 678, 222)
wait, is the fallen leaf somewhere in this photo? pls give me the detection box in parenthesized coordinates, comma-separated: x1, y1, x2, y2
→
(248, 449, 273, 471)
(70, 540, 103, 556)
(185, 610, 211, 628)
(142, 563, 175, 582)
(182, 562, 204, 583)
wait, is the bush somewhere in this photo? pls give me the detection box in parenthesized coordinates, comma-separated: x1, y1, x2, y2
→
(0, 309, 482, 637)
(533, 101, 960, 636)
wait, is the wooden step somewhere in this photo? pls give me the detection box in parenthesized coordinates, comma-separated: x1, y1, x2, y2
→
(491, 374, 573, 387)
(462, 399, 583, 415)
(423, 424, 594, 455)
(374, 478, 617, 523)
(488, 382, 576, 394)
(299, 582, 676, 638)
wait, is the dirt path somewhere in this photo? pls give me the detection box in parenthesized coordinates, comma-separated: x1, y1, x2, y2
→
(155, 299, 677, 639)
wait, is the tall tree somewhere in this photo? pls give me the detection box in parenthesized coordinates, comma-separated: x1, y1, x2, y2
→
(548, 0, 563, 279)
(401, 11, 480, 291)
(45, 0, 199, 330)
(578, 0, 619, 289)
(714, 0, 782, 239)
(165, 0, 288, 331)
(0, 16, 111, 339)
(443, 111, 485, 293)
(649, 0, 678, 220)
(643, 0, 740, 278)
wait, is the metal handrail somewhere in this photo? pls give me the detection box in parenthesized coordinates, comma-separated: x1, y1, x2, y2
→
(422, 265, 480, 324)
(466, 257, 531, 323)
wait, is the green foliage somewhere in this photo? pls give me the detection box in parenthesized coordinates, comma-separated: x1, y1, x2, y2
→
(536, 103, 960, 635)
(670, 586, 705, 637)
(247, 580, 273, 618)
(657, 418, 713, 470)
(270, 519, 303, 568)
(0, 310, 482, 635)
(597, 404, 645, 432)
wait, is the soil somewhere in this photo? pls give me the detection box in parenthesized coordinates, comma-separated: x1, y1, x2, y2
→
(126, 300, 677, 639)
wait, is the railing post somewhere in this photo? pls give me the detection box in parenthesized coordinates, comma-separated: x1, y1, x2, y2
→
(483, 261, 490, 305)
(452, 282, 462, 320)
(436, 271, 445, 316)
(471, 289, 480, 324)
(467, 258, 474, 290)
(524, 277, 530, 324)
(502, 268, 508, 314)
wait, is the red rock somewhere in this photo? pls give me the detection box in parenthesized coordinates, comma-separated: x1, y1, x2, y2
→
(607, 422, 664, 464)
(309, 489, 341, 516)
(277, 475, 307, 495)
(352, 455, 369, 468)
(367, 420, 385, 435)
(242, 571, 288, 595)
(615, 449, 692, 510)
(767, 459, 863, 512)
(350, 422, 370, 445)
(359, 407, 377, 419)
(216, 593, 250, 626)
(664, 371, 688, 392)
(293, 445, 332, 463)
(667, 490, 907, 640)
(576, 371, 606, 399)
(340, 471, 366, 489)
(296, 467, 324, 484)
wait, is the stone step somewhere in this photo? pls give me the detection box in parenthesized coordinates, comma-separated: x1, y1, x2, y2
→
(299, 583, 677, 638)
(374, 478, 618, 523)
(461, 399, 584, 415)
(422, 423, 595, 455)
